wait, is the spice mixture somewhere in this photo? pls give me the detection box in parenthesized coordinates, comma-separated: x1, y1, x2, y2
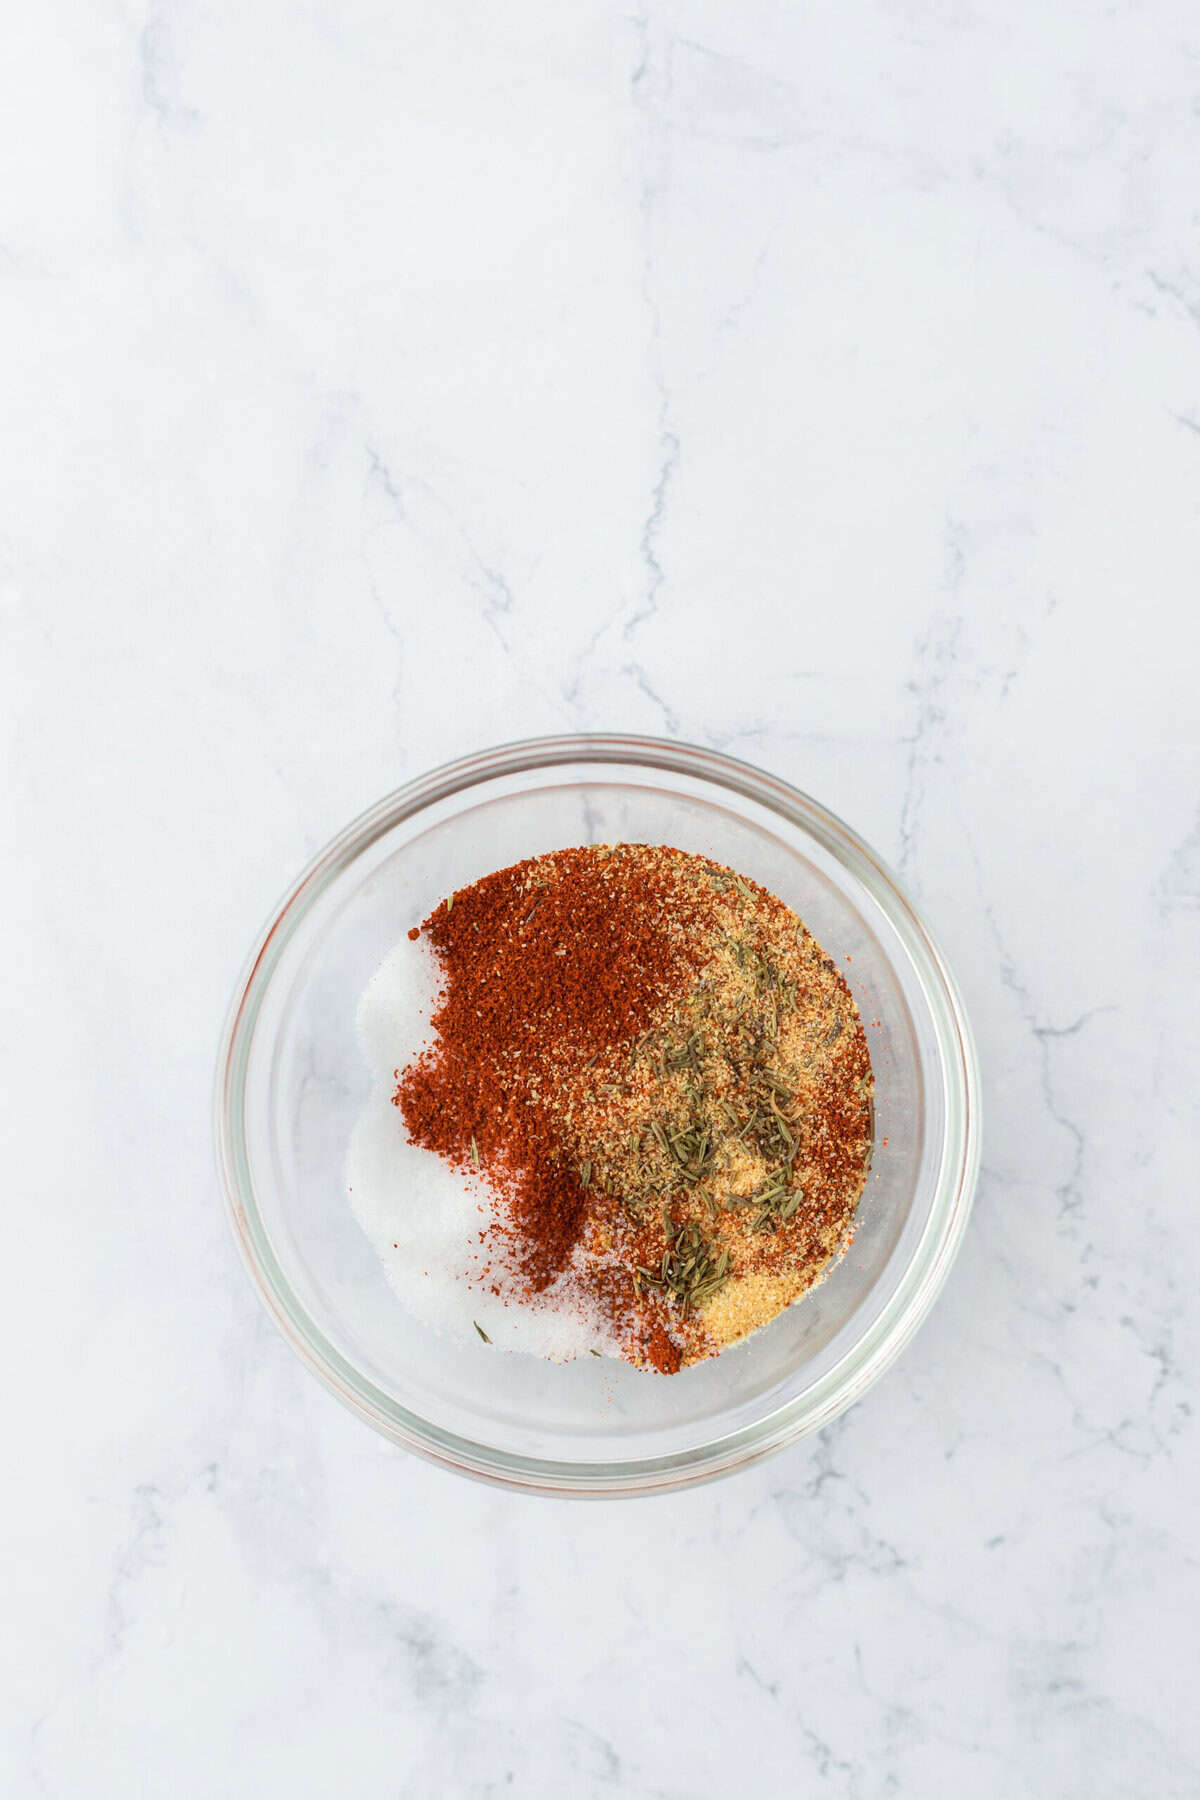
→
(382, 844, 873, 1374)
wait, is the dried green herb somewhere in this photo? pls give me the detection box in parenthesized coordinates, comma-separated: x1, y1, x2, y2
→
(745, 1174, 805, 1232)
(473, 1321, 491, 1343)
(657, 1220, 731, 1315)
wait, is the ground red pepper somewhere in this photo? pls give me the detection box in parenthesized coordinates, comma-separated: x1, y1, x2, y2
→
(394, 848, 709, 1353)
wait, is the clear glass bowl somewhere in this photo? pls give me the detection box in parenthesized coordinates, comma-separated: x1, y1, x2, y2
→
(215, 735, 980, 1496)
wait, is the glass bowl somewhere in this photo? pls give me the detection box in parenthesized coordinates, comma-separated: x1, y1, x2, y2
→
(215, 735, 980, 1496)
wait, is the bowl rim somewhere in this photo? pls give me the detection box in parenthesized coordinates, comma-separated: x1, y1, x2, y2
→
(214, 732, 981, 1497)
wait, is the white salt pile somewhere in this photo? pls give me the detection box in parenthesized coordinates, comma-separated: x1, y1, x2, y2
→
(346, 935, 611, 1361)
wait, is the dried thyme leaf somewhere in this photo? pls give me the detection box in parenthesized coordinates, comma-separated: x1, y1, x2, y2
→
(654, 1219, 732, 1313)
(473, 1321, 491, 1343)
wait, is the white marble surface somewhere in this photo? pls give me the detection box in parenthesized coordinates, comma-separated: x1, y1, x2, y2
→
(3, 2, 1198, 1794)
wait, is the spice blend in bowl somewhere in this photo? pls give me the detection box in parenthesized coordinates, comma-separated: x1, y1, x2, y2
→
(350, 843, 873, 1375)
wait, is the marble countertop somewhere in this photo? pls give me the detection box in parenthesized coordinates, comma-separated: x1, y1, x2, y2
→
(3, 3, 1197, 1795)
